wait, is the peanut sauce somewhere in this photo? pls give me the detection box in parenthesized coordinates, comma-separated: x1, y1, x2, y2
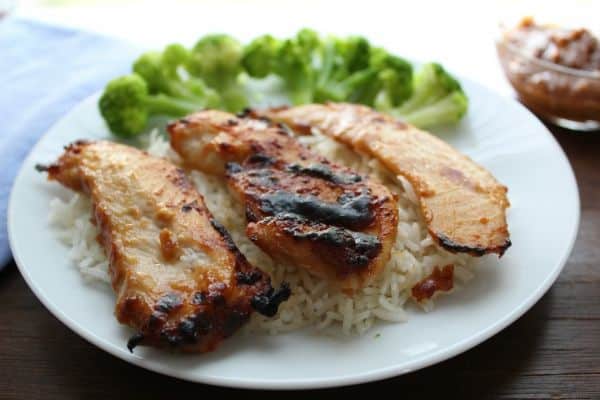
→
(497, 17, 600, 125)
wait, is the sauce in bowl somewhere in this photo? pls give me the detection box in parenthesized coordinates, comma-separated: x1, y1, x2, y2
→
(497, 17, 600, 130)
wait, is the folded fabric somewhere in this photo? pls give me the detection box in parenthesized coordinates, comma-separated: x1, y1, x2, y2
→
(0, 17, 139, 268)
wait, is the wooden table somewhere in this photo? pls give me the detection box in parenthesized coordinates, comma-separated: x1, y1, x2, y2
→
(1, 123, 598, 399)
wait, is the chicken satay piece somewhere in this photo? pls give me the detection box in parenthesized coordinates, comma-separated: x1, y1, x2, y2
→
(39, 140, 288, 352)
(168, 111, 398, 291)
(261, 103, 511, 257)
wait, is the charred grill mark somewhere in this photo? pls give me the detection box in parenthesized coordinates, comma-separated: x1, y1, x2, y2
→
(181, 200, 200, 213)
(229, 168, 280, 193)
(209, 218, 240, 254)
(167, 117, 190, 131)
(257, 190, 374, 230)
(172, 312, 211, 344)
(274, 213, 381, 271)
(194, 313, 212, 334)
(223, 310, 250, 337)
(207, 217, 289, 316)
(161, 330, 183, 347)
(178, 318, 199, 342)
(45, 139, 286, 353)
(148, 312, 164, 329)
(246, 153, 275, 166)
(127, 332, 145, 352)
(236, 270, 263, 285)
(286, 163, 362, 185)
(436, 233, 511, 257)
(225, 162, 243, 174)
(251, 282, 291, 317)
(155, 292, 183, 313)
(236, 108, 279, 127)
(137, 287, 268, 350)
(245, 205, 260, 223)
(169, 168, 194, 191)
(208, 282, 227, 306)
(209, 217, 266, 276)
(291, 227, 380, 268)
(236, 107, 253, 118)
(36, 163, 63, 177)
(192, 291, 207, 304)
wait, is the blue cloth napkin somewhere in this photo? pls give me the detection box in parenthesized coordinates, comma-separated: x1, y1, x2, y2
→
(0, 17, 139, 268)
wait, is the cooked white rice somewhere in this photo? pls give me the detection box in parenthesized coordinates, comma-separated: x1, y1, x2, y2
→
(49, 130, 477, 336)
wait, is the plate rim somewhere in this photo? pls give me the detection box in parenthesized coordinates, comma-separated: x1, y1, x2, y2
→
(8, 84, 580, 390)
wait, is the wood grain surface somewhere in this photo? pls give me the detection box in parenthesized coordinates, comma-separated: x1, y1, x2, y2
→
(1, 123, 598, 400)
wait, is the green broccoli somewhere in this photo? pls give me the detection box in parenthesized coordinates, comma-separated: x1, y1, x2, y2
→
(98, 74, 207, 137)
(161, 43, 189, 78)
(378, 62, 468, 128)
(369, 50, 413, 106)
(399, 90, 468, 128)
(313, 37, 348, 102)
(99, 31, 468, 139)
(337, 36, 371, 74)
(186, 34, 248, 111)
(314, 36, 371, 102)
(273, 35, 318, 104)
(315, 45, 412, 107)
(241, 34, 282, 78)
(132, 47, 221, 107)
(242, 30, 322, 104)
(295, 28, 321, 56)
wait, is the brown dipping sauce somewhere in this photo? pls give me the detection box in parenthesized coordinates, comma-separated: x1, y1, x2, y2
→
(497, 17, 600, 124)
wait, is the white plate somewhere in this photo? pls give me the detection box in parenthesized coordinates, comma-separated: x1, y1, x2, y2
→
(8, 79, 579, 389)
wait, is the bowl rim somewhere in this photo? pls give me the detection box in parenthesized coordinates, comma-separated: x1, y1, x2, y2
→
(496, 23, 600, 81)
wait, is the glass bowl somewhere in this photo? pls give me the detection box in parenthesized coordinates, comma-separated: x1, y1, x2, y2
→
(496, 23, 600, 132)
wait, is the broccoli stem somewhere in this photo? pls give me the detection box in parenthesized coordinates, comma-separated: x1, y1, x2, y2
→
(315, 40, 338, 88)
(288, 87, 313, 105)
(398, 92, 468, 128)
(145, 94, 201, 117)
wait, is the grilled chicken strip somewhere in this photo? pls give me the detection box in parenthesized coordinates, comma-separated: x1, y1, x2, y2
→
(40, 140, 288, 352)
(169, 110, 398, 291)
(261, 103, 511, 257)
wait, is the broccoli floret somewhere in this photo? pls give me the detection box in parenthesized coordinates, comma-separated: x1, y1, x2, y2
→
(132, 48, 221, 108)
(186, 34, 248, 111)
(316, 45, 412, 107)
(314, 36, 372, 102)
(381, 63, 468, 128)
(187, 34, 243, 86)
(100, 32, 467, 138)
(295, 28, 321, 55)
(132, 51, 171, 94)
(273, 35, 318, 104)
(98, 74, 205, 137)
(338, 36, 371, 74)
(396, 63, 463, 114)
(242, 34, 282, 78)
(161, 43, 189, 78)
(369, 50, 413, 106)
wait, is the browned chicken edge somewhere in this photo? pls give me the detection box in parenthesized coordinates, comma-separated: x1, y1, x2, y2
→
(255, 104, 511, 258)
(167, 110, 399, 291)
(36, 141, 290, 353)
(436, 233, 511, 257)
